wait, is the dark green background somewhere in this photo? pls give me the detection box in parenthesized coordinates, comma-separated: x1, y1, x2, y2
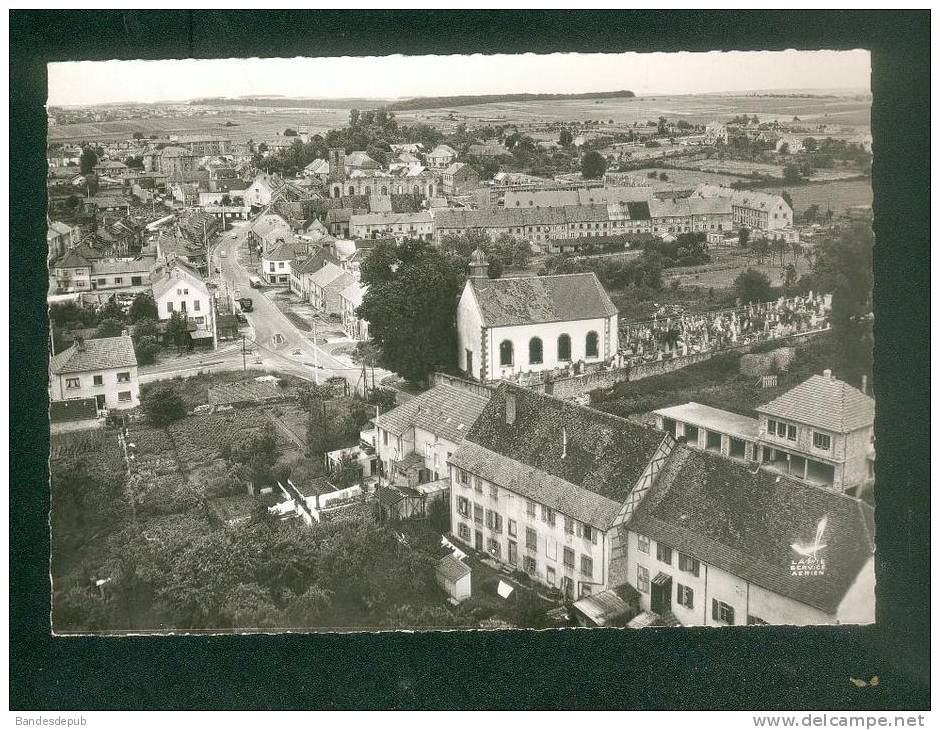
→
(10, 10, 930, 710)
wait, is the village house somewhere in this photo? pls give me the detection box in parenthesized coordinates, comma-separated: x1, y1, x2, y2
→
(339, 280, 369, 341)
(47, 221, 82, 260)
(425, 144, 457, 169)
(289, 250, 342, 301)
(93, 159, 130, 177)
(441, 162, 481, 197)
(49, 334, 140, 411)
(624, 446, 875, 626)
(151, 260, 215, 344)
(652, 371, 875, 496)
(375, 378, 493, 487)
(52, 249, 156, 293)
(260, 238, 307, 286)
(456, 249, 619, 382)
(308, 261, 356, 316)
(693, 185, 794, 232)
(248, 211, 294, 255)
(349, 211, 434, 242)
(447, 383, 674, 600)
(467, 142, 511, 159)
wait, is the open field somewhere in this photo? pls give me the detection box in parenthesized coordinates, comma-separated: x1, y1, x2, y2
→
(48, 108, 349, 144)
(756, 178, 872, 216)
(629, 167, 751, 191)
(395, 93, 871, 131)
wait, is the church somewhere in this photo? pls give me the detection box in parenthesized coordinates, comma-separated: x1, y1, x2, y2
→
(455, 248, 619, 383)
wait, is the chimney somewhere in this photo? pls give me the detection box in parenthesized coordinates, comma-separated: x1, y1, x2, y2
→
(823, 369, 832, 380)
(505, 393, 516, 426)
(74, 335, 85, 352)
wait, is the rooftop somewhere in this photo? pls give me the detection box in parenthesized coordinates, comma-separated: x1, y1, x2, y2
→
(756, 374, 874, 433)
(374, 382, 492, 445)
(630, 446, 874, 614)
(468, 272, 617, 327)
(50, 335, 137, 375)
(450, 384, 669, 529)
(437, 553, 472, 583)
(653, 402, 760, 442)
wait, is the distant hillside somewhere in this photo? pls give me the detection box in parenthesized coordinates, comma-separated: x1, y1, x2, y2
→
(189, 97, 387, 109)
(385, 90, 636, 111)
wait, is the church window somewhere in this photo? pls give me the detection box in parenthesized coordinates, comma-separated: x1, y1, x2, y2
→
(529, 337, 543, 365)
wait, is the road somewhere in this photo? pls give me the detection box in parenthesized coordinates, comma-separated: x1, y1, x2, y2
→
(212, 221, 390, 394)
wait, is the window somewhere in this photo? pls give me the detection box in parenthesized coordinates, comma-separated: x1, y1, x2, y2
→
(493, 513, 503, 534)
(585, 331, 599, 358)
(114, 278, 123, 285)
(487, 538, 501, 559)
(528, 337, 543, 365)
(383, 430, 389, 447)
(485, 509, 495, 529)
(637, 565, 650, 593)
(489, 484, 498, 500)
(523, 555, 537, 574)
(167, 301, 174, 313)
(564, 516, 574, 534)
(557, 334, 571, 362)
(677, 584, 694, 609)
(678, 553, 700, 577)
(786, 424, 797, 441)
(582, 525, 595, 544)
(580, 555, 593, 578)
(712, 599, 735, 625)
(525, 527, 537, 552)
(526, 500, 536, 518)
(508, 517, 518, 537)
(117, 371, 130, 383)
(546, 565, 556, 586)
(508, 540, 518, 564)
(65, 377, 80, 389)
(657, 543, 673, 565)
(456, 496, 470, 518)
(499, 340, 514, 367)
(767, 419, 777, 435)
(541, 505, 555, 526)
(458, 523, 471, 541)
(97, 278, 106, 285)
(474, 477, 483, 493)
(458, 468, 468, 485)
(118, 391, 132, 403)
(638, 534, 650, 554)
(813, 432, 831, 450)
(92, 375, 103, 386)
(563, 546, 575, 570)
(193, 300, 200, 312)
(473, 504, 483, 524)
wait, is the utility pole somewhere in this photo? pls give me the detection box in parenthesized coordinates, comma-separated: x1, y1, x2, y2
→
(241, 334, 246, 371)
(312, 320, 320, 385)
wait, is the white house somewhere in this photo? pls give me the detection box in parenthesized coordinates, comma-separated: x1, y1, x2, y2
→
(374, 378, 493, 487)
(339, 280, 369, 341)
(455, 248, 619, 382)
(625, 446, 875, 626)
(308, 261, 355, 316)
(693, 185, 793, 232)
(49, 335, 140, 411)
(349, 212, 434, 242)
(151, 261, 214, 338)
(426, 144, 457, 169)
(447, 383, 674, 601)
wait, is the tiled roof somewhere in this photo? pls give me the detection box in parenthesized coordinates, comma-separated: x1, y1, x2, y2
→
(346, 151, 380, 168)
(756, 375, 875, 433)
(57, 249, 91, 268)
(468, 272, 617, 327)
(374, 382, 492, 445)
(151, 261, 208, 299)
(437, 553, 471, 583)
(350, 212, 433, 227)
(339, 281, 366, 307)
(50, 335, 137, 375)
(264, 239, 305, 262)
(293, 251, 341, 276)
(307, 261, 348, 288)
(630, 447, 874, 614)
(450, 384, 668, 529)
(434, 205, 609, 231)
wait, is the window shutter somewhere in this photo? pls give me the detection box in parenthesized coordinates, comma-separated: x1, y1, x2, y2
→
(712, 599, 719, 621)
(727, 606, 735, 625)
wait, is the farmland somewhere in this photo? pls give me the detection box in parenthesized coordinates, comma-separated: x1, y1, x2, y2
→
(756, 178, 872, 216)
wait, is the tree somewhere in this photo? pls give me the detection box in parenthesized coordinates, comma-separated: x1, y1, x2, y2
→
(79, 147, 98, 175)
(738, 227, 750, 248)
(349, 109, 360, 127)
(283, 128, 298, 137)
(782, 263, 799, 293)
(357, 240, 465, 384)
(580, 150, 607, 180)
(331, 454, 361, 490)
(803, 137, 818, 152)
(734, 268, 774, 304)
(128, 293, 158, 323)
(558, 128, 573, 147)
(165, 311, 189, 355)
(94, 318, 124, 339)
(133, 335, 160, 366)
(657, 116, 668, 136)
(783, 164, 803, 184)
(132, 132, 144, 140)
(142, 383, 187, 427)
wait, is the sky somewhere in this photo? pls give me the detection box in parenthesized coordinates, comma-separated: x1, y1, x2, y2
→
(47, 50, 871, 107)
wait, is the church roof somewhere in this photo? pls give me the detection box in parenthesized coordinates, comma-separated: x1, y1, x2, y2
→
(468, 272, 618, 327)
